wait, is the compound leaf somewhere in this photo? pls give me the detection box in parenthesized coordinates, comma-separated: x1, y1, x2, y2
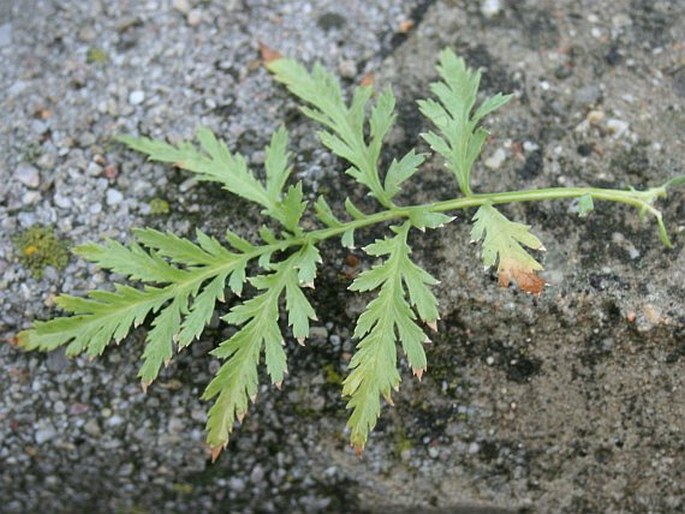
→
(418, 49, 513, 195)
(203, 250, 317, 458)
(471, 204, 545, 294)
(343, 222, 437, 452)
(267, 58, 395, 207)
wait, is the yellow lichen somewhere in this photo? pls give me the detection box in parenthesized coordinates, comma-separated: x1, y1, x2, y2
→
(13, 225, 70, 278)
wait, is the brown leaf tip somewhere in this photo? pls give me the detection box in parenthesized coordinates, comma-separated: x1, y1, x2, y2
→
(259, 42, 282, 65)
(498, 267, 545, 295)
(359, 72, 375, 87)
(210, 445, 224, 463)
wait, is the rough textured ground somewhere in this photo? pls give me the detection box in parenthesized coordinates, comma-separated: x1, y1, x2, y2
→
(1, 0, 683, 513)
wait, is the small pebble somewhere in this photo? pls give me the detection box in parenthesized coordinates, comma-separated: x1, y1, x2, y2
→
(36, 152, 56, 169)
(77, 26, 96, 43)
(46, 348, 69, 372)
(168, 417, 185, 434)
(35, 422, 57, 444)
(86, 162, 104, 176)
(22, 191, 41, 205)
(309, 326, 329, 340)
(480, 0, 502, 18)
(106, 415, 125, 428)
(106, 188, 124, 205)
(173, 0, 191, 14)
(574, 84, 602, 105)
(606, 118, 629, 137)
(84, 419, 102, 437)
(586, 110, 605, 125)
(338, 60, 357, 79)
(484, 148, 507, 170)
(522, 141, 540, 152)
(54, 193, 72, 209)
(128, 90, 145, 106)
(14, 163, 40, 188)
(0, 22, 12, 47)
(187, 9, 202, 26)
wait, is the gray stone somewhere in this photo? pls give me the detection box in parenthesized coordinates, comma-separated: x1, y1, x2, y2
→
(14, 163, 40, 188)
(574, 84, 602, 105)
(0, 22, 12, 47)
(46, 348, 69, 372)
(53, 193, 72, 209)
(105, 188, 124, 205)
(128, 90, 145, 105)
(83, 418, 102, 437)
(35, 422, 57, 444)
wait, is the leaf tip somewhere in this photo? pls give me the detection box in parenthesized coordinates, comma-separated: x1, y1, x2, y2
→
(210, 445, 224, 463)
(259, 41, 282, 66)
(498, 265, 546, 295)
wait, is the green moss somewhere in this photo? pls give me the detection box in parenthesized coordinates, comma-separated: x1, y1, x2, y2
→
(171, 482, 194, 494)
(148, 197, 170, 215)
(86, 47, 109, 64)
(393, 425, 413, 455)
(322, 363, 343, 386)
(13, 225, 70, 278)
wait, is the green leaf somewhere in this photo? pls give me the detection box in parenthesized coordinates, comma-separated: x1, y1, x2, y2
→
(576, 194, 594, 217)
(75, 240, 188, 283)
(344, 198, 366, 220)
(119, 129, 271, 209)
(408, 208, 455, 231)
(294, 243, 321, 287)
(138, 296, 183, 387)
(202, 332, 260, 461)
(473, 93, 514, 123)
(264, 126, 292, 200)
(314, 196, 342, 227)
(368, 88, 396, 160)
(418, 49, 512, 195)
(344, 222, 438, 452)
(19, 285, 171, 357)
(120, 127, 301, 233)
(225, 229, 255, 253)
(20, 232, 254, 388)
(342, 228, 355, 249)
(133, 228, 229, 266)
(204, 251, 317, 458)
(177, 272, 228, 348)
(279, 183, 307, 233)
(267, 58, 394, 207)
(470, 204, 545, 294)
(258, 226, 278, 245)
(384, 150, 425, 200)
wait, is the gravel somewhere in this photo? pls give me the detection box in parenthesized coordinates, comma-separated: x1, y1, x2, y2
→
(1, 0, 684, 513)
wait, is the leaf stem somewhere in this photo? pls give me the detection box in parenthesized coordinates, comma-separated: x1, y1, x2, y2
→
(298, 182, 674, 247)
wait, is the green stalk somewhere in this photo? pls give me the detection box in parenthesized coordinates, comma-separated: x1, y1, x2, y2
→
(300, 181, 678, 248)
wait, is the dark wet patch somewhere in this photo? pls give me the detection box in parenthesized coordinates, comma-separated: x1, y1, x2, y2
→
(628, 0, 676, 48)
(316, 12, 347, 31)
(511, 6, 560, 50)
